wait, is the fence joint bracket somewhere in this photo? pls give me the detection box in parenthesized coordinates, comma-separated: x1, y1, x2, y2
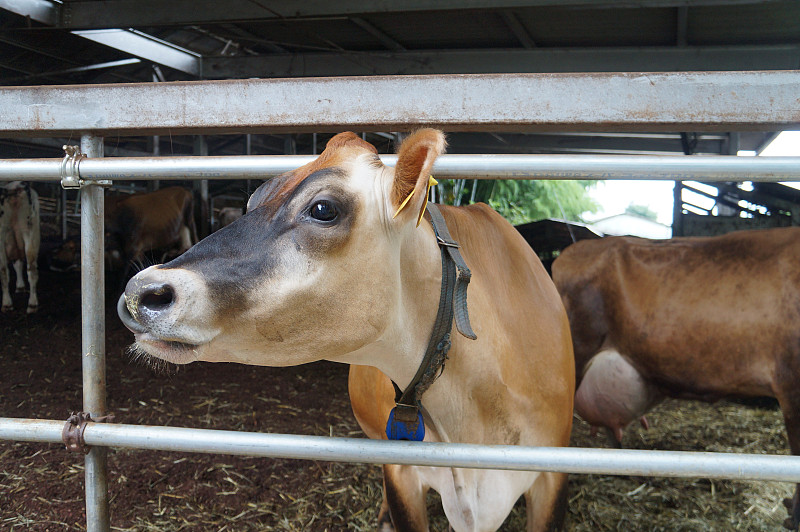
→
(60, 145, 111, 189)
(62, 412, 114, 454)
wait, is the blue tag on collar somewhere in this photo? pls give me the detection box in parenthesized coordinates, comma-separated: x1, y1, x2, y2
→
(385, 406, 425, 441)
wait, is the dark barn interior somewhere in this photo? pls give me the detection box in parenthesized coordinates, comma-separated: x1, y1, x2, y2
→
(1, 1, 800, 530)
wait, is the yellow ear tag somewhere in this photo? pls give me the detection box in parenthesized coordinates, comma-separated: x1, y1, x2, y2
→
(416, 175, 438, 227)
(392, 186, 416, 219)
(392, 175, 439, 226)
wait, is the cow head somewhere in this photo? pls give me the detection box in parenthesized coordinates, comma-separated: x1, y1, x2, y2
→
(118, 130, 446, 371)
(0, 181, 28, 209)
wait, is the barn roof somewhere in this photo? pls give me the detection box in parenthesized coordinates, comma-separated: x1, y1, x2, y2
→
(1, 0, 797, 159)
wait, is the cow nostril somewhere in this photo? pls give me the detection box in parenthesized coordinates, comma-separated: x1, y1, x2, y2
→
(140, 284, 175, 312)
(118, 294, 146, 333)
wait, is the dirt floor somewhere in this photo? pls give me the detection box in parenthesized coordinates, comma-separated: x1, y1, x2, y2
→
(0, 268, 793, 531)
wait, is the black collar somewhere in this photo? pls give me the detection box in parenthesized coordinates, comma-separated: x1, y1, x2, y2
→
(388, 202, 477, 436)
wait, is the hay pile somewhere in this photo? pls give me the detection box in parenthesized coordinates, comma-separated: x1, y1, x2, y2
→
(565, 399, 791, 531)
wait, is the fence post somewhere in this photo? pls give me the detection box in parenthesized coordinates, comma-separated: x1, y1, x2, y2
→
(80, 134, 110, 532)
(193, 135, 210, 238)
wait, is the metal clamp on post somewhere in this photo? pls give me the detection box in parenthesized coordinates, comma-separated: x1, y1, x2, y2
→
(60, 145, 84, 189)
(62, 412, 114, 454)
(60, 145, 111, 188)
(62, 411, 92, 453)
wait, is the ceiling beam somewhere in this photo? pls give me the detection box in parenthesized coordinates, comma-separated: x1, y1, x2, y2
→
(0, 1, 201, 76)
(683, 182, 761, 214)
(0, 60, 36, 76)
(350, 17, 406, 51)
(500, 10, 537, 49)
(0, 34, 86, 66)
(4, 58, 142, 83)
(201, 44, 800, 78)
(714, 182, 799, 215)
(1, 71, 798, 137)
(220, 24, 287, 53)
(69, 30, 200, 76)
(53, 0, 782, 29)
(0, 0, 57, 25)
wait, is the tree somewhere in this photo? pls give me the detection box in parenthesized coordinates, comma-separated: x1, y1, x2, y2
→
(433, 179, 598, 226)
(625, 203, 658, 221)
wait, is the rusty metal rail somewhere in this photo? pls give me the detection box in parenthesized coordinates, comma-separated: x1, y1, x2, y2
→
(1, 71, 799, 137)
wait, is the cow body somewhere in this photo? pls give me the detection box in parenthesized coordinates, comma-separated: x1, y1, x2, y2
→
(118, 131, 574, 531)
(551, 228, 800, 528)
(105, 187, 197, 273)
(0, 182, 40, 313)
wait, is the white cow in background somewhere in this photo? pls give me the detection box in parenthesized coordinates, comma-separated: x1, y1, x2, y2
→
(0, 182, 40, 313)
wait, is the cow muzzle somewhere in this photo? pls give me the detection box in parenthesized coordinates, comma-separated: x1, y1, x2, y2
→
(117, 266, 220, 363)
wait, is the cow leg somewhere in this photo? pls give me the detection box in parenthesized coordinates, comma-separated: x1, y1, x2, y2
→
(377, 489, 395, 532)
(604, 427, 623, 449)
(381, 464, 429, 532)
(178, 225, 192, 253)
(24, 245, 38, 314)
(525, 472, 569, 532)
(776, 386, 800, 530)
(12, 259, 25, 292)
(0, 258, 11, 312)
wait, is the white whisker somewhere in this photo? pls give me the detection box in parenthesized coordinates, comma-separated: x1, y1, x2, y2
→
(125, 344, 179, 376)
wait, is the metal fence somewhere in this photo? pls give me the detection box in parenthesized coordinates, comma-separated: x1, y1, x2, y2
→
(1, 72, 800, 532)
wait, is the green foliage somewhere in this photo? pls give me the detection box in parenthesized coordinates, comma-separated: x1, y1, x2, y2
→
(433, 179, 599, 226)
(625, 202, 658, 221)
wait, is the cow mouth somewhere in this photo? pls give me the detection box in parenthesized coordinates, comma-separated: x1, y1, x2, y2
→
(137, 335, 199, 353)
(117, 293, 204, 364)
(130, 334, 202, 365)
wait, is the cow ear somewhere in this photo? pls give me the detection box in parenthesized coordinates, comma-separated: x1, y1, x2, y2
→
(325, 131, 378, 154)
(391, 129, 446, 225)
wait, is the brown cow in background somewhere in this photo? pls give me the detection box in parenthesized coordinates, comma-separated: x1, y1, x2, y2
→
(105, 186, 198, 276)
(552, 227, 800, 530)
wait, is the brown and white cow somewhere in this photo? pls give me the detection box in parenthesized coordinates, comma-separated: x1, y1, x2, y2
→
(551, 228, 800, 529)
(117, 130, 575, 531)
(0, 181, 40, 313)
(105, 186, 198, 275)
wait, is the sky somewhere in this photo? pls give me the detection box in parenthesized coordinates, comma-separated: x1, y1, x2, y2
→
(582, 131, 800, 227)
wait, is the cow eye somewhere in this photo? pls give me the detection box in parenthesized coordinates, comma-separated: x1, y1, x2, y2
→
(309, 200, 338, 222)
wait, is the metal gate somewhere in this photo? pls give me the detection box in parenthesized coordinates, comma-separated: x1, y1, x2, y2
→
(1, 72, 800, 531)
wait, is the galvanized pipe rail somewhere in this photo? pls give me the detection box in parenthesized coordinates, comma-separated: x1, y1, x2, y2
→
(2, 153, 800, 183)
(3, 417, 800, 483)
